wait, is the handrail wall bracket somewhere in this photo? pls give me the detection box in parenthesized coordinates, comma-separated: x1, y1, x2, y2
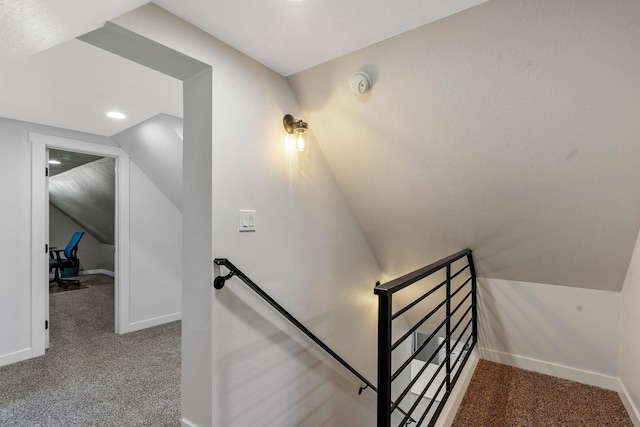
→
(213, 270, 234, 289)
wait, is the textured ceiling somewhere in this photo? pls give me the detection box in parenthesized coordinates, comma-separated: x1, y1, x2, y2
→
(0, 0, 147, 63)
(288, 0, 640, 291)
(49, 158, 116, 245)
(49, 149, 103, 176)
(151, 0, 489, 76)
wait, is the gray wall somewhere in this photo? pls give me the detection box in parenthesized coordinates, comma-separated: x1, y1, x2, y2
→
(288, 0, 640, 292)
(49, 203, 114, 271)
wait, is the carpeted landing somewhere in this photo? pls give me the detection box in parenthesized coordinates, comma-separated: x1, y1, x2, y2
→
(452, 359, 632, 426)
(0, 274, 181, 427)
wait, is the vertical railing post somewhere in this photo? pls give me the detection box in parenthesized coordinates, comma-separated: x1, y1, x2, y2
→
(445, 264, 451, 393)
(377, 292, 392, 427)
(467, 253, 478, 346)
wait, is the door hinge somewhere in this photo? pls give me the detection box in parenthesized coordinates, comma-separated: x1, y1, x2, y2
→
(45, 320, 49, 330)
(45, 167, 49, 177)
(45, 244, 48, 253)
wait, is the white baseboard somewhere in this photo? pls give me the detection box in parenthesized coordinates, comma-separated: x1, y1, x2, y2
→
(127, 312, 181, 333)
(181, 418, 198, 427)
(80, 269, 115, 277)
(0, 348, 32, 368)
(618, 380, 640, 427)
(435, 347, 479, 427)
(479, 347, 619, 391)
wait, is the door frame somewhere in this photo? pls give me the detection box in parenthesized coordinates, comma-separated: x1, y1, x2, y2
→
(30, 133, 130, 357)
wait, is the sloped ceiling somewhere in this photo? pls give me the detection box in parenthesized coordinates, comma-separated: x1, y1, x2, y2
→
(49, 158, 116, 245)
(112, 114, 183, 210)
(288, 0, 640, 291)
(152, 0, 490, 76)
(49, 149, 103, 177)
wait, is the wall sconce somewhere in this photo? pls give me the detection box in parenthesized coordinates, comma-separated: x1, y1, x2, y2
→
(283, 114, 308, 152)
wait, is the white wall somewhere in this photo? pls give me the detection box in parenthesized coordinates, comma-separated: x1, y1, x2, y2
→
(478, 277, 620, 389)
(112, 6, 383, 426)
(128, 161, 181, 330)
(49, 203, 114, 271)
(620, 230, 640, 422)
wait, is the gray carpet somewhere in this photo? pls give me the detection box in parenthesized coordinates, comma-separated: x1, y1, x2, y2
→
(0, 274, 181, 427)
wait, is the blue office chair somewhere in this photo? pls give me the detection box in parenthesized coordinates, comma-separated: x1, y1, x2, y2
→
(49, 231, 84, 289)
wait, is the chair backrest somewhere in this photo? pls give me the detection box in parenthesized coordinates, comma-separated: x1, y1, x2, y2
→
(64, 231, 85, 260)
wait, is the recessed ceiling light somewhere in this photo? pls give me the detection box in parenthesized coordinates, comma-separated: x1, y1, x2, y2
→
(106, 111, 126, 119)
(48, 160, 61, 165)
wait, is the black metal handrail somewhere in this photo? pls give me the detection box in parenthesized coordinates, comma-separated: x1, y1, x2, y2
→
(213, 258, 376, 393)
(375, 249, 477, 427)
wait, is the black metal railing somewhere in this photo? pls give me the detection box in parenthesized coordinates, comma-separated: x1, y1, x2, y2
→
(213, 258, 377, 393)
(375, 249, 477, 427)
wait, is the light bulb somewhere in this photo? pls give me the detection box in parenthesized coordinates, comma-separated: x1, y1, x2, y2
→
(296, 130, 306, 152)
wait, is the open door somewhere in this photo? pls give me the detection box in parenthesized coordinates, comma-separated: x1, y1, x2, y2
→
(45, 150, 50, 349)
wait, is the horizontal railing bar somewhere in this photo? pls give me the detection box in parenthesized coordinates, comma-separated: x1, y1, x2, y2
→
(450, 297, 473, 333)
(391, 321, 447, 382)
(451, 319, 473, 357)
(450, 277, 472, 300)
(450, 291, 472, 318)
(213, 258, 376, 393)
(405, 320, 447, 373)
(397, 358, 448, 426)
(411, 327, 473, 427)
(449, 264, 470, 282)
(454, 323, 473, 364)
(397, 317, 473, 419)
(419, 379, 449, 427)
(392, 278, 447, 320)
(451, 331, 472, 370)
(451, 334, 475, 387)
(375, 249, 471, 296)
(391, 330, 447, 408)
(450, 305, 473, 339)
(423, 385, 450, 427)
(391, 299, 447, 351)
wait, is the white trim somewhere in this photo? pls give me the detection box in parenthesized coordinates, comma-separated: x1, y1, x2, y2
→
(80, 269, 115, 277)
(128, 312, 182, 333)
(435, 348, 479, 427)
(619, 380, 640, 427)
(479, 347, 619, 391)
(181, 418, 199, 427)
(0, 348, 33, 368)
(30, 141, 47, 359)
(30, 133, 130, 348)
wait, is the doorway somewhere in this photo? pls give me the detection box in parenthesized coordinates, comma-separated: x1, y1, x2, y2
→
(46, 148, 116, 347)
(31, 132, 131, 357)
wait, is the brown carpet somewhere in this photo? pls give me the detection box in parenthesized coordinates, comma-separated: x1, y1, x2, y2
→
(452, 360, 632, 427)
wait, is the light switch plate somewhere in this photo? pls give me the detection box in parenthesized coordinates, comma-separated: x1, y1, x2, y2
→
(239, 209, 256, 232)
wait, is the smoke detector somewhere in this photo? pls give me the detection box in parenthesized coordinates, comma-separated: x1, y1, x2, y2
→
(350, 71, 372, 94)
